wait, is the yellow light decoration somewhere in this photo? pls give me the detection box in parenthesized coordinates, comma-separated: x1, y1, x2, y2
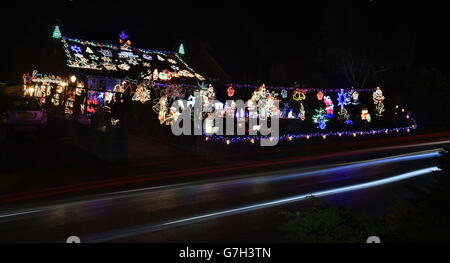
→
(361, 108, 371, 122)
(293, 89, 306, 101)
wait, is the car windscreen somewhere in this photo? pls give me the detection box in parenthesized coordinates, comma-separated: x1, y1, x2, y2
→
(0, 97, 41, 111)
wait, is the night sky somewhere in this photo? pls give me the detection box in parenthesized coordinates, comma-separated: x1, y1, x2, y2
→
(1, 1, 448, 86)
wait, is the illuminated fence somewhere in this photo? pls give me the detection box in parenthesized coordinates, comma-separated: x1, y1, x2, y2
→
(193, 84, 416, 144)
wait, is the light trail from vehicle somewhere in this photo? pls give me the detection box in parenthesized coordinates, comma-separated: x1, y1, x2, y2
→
(0, 148, 442, 220)
(86, 166, 439, 242)
(0, 140, 447, 205)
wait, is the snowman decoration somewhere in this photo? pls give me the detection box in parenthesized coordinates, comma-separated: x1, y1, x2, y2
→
(361, 108, 372, 122)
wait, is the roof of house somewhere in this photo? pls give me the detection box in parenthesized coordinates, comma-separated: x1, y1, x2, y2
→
(54, 27, 206, 84)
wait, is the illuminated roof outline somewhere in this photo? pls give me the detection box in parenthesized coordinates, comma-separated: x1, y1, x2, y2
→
(55, 26, 205, 82)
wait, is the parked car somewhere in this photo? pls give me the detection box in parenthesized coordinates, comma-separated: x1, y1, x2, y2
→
(0, 95, 47, 135)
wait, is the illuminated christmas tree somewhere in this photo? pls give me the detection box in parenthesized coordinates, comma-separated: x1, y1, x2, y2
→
(178, 43, 185, 55)
(52, 26, 61, 39)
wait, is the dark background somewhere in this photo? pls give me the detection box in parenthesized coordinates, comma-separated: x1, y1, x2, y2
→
(1, 1, 448, 81)
(1, 0, 449, 122)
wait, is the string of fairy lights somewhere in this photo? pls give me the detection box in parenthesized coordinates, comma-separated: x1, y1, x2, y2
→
(205, 120, 417, 145)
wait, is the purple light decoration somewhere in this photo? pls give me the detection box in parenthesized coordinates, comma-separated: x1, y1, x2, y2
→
(225, 83, 375, 92)
(119, 31, 129, 40)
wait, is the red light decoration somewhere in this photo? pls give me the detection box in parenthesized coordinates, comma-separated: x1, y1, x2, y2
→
(227, 86, 235, 97)
(159, 70, 172, 81)
(87, 97, 99, 113)
(75, 88, 83, 96)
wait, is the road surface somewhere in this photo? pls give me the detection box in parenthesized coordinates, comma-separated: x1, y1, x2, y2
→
(0, 146, 444, 243)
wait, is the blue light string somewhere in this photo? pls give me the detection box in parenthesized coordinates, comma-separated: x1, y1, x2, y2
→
(204, 117, 417, 144)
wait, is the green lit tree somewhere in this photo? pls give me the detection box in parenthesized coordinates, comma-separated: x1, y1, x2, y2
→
(178, 43, 185, 55)
(52, 25, 62, 39)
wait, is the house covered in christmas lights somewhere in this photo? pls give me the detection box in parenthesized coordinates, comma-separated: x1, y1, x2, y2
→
(23, 25, 206, 117)
(21, 26, 417, 144)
